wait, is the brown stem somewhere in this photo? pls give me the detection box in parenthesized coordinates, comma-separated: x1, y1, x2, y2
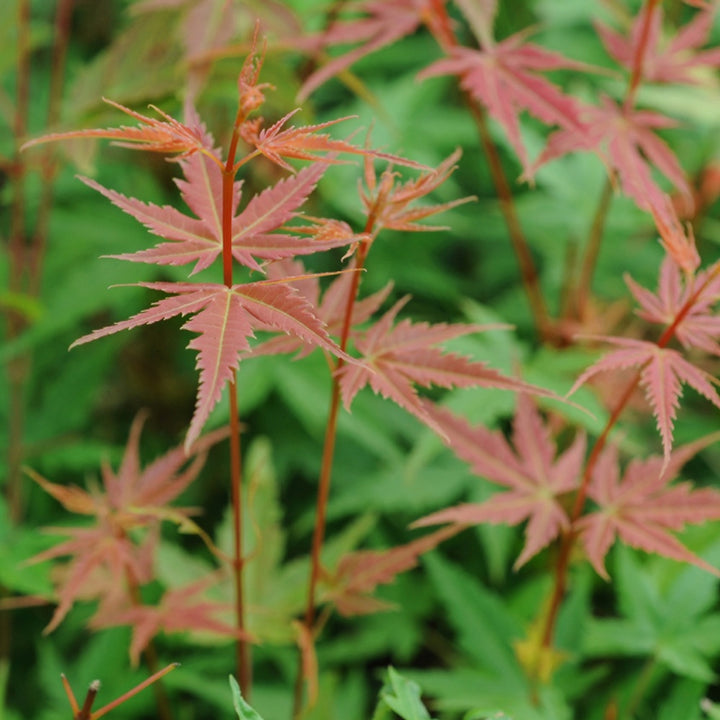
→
(573, 177, 615, 322)
(92, 664, 179, 719)
(2, 0, 32, 678)
(77, 680, 100, 720)
(573, 0, 659, 322)
(541, 370, 642, 650)
(229, 375, 251, 696)
(624, 0, 661, 112)
(292, 231, 373, 718)
(223, 108, 252, 696)
(468, 100, 552, 339)
(421, 0, 552, 340)
(29, 0, 75, 297)
(6, 0, 31, 525)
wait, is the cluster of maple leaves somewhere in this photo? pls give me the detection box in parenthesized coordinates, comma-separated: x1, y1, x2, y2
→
(23, 0, 720, 677)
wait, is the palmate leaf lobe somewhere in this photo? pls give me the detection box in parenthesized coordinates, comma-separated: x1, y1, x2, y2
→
(360, 149, 473, 233)
(21, 98, 214, 158)
(245, 258, 392, 358)
(323, 525, 460, 616)
(297, 0, 440, 101)
(579, 436, 720, 578)
(569, 336, 720, 462)
(336, 297, 541, 437)
(89, 160, 360, 274)
(414, 395, 586, 568)
(90, 575, 248, 666)
(71, 280, 353, 448)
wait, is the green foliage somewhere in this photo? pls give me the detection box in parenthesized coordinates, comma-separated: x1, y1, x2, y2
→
(230, 675, 265, 720)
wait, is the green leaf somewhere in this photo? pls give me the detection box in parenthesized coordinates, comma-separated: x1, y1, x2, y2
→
(585, 546, 720, 682)
(378, 667, 433, 720)
(229, 676, 265, 720)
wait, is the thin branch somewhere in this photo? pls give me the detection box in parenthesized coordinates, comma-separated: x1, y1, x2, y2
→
(292, 229, 373, 719)
(574, 177, 614, 321)
(223, 106, 252, 697)
(468, 100, 552, 339)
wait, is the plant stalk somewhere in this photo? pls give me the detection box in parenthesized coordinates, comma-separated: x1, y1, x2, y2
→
(468, 100, 552, 339)
(424, 0, 552, 340)
(573, 177, 614, 322)
(223, 108, 252, 697)
(292, 231, 373, 718)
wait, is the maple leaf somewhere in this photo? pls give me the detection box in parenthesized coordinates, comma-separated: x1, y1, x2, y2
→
(533, 95, 693, 211)
(568, 336, 720, 462)
(336, 297, 541, 436)
(414, 395, 586, 568)
(298, 0, 441, 101)
(596, 5, 720, 85)
(70, 280, 352, 448)
(625, 256, 720, 356)
(245, 257, 392, 358)
(360, 148, 473, 233)
(240, 111, 359, 172)
(27, 414, 225, 632)
(322, 525, 460, 616)
(21, 98, 213, 158)
(30, 522, 156, 636)
(86, 161, 360, 275)
(578, 437, 720, 579)
(646, 191, 700, 273)
(419, 25, 588, 173)
(91, 575, 247, 666)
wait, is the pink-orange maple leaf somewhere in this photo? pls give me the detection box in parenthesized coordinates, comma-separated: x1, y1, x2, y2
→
(298, 0, 442, 101)
(414, 395, 586, 568)
(360, 149, 473, 233)
(86, 160, 360, 275)
(337, 297, 546, 437)
(596, 5, 720, 85)
(534, 95, 693, 212)
(626, 256, 720, 356)
(21, 99, 213, 158)
(91, 575, 247, 666)
(419, 27, 588, 173)
(323, 526, 460, 615)
(245, 258, 392, 358)
(71, 281, 352, 448)
(578, 437, 720, 578)
(28, 414, 225, 633)
(569, 336, 720, 462)
(646, 191, 700, 273)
